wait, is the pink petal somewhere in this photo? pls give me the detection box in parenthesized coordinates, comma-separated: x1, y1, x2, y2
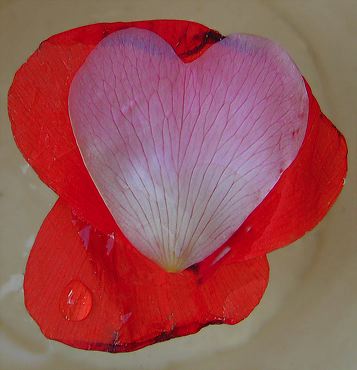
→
(69, 28, 308, 271)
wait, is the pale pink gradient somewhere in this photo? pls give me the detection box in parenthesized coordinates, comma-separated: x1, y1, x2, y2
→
(69, 28, 308, 271)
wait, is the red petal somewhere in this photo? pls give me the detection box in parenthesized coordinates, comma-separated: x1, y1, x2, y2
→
(8, 20, 220, 233)
(24, 199, 268, 351)
(11, 20, 346, 352)
(9, 20, 346, 268)
(200, 82, 347, 270)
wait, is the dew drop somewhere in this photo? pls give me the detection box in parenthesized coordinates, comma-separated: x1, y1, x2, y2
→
(59, 280, 92, 321)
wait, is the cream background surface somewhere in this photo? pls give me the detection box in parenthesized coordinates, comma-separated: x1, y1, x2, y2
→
(0, 1, 356, 369)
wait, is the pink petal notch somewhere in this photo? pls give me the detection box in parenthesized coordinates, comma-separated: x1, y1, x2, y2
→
(69, 28, 308, 271)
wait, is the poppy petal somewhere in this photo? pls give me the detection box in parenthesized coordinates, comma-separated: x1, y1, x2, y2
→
(8, 20, 219, 233)
(24, 199, 269, 352)
(201, 82, 347, 267)
(9, 20, 346, 270)
(68, 28, 308, 270)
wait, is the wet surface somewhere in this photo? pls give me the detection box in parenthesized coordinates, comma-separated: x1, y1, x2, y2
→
(0, 1, 356, 369)
(59, 280, 93, 321)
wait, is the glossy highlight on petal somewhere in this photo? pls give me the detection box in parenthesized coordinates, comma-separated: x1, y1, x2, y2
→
(59, 280, 93, 321)
(69, 28, 308, 271)
(24, 199, 269, 352)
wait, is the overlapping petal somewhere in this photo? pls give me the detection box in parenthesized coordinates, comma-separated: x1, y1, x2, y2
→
(199, 82, 347, 275)
(8, 19, 347, 351)
(8, 20, 220, 233)
(24, 199, 269, 352)
(68, 28, 308, 271)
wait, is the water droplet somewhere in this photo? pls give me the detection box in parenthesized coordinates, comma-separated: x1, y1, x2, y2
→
(246, 226, 252, 233)
(59, 280, 92, 321)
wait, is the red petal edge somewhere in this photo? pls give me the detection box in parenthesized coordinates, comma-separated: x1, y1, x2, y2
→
(8, 20, 220, 233)
(24, 199, 269, 352)
(199, 80, 347, 274)
(9, 19, 347, 351)
(8, 20, 347, 266)
(217, 82, 348, 263)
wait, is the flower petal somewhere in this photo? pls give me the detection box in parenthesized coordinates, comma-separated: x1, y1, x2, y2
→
(24, 199, 269, 352)
(68, 28, 308, 270)
(9, 20, 345, 270)
(8, 20, 219, 233)
(200, 82, 347, 268)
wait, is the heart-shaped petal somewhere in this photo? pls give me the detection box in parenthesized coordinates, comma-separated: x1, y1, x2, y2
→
(69, 28, 308, 271)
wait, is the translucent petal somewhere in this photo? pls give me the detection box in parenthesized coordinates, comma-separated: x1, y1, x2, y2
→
(69, 28, 308, 271)
(24, 199, 269, 352)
